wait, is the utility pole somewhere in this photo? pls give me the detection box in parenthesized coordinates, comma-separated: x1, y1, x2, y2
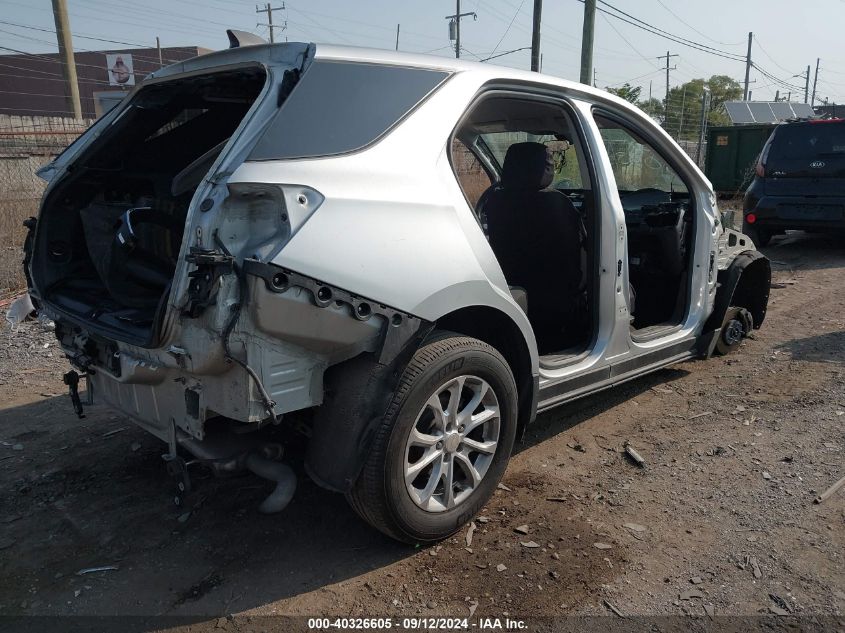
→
(256, 3, 285, 44)
(775, 89, 780, 102)
(579, 0, 596, 85)
(696, 88, 710, 166)
(395, 24, 400, 51)
(743, 31, 753, 101)
(811, 58, 820, 106)
(156, 36, 162, 67)
(658, 51, 678, 107)
(593, 69, 597, 87)
(530, 0, 542, 72)
(50, 0, 82, 119)
(445, 1, 477, 59)
(677, 85, 687, 139)
(799, 65, 810, 103)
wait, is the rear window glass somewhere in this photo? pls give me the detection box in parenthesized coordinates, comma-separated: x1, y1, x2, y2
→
(769, 122, 845, 160)
(250, 61, 449, 160)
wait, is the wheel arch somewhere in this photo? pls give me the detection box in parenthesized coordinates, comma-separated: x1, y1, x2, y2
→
(704, 250, 771, 345)
(434, 305, 538, 437)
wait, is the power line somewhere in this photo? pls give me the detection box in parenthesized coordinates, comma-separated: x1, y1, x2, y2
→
(652, 0, 745, 47)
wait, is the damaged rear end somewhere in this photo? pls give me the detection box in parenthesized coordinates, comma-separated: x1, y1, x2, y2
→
(26, 42, 398, 508)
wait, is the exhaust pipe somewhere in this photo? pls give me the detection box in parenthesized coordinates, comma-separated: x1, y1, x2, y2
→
(244, 452, 297, 514)
(175, 430, 297, 514)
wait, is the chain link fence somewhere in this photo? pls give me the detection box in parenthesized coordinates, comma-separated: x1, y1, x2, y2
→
(0, 115, 92, 294)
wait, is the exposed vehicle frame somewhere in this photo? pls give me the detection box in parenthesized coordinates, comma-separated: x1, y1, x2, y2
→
(25, 39, 771, 543)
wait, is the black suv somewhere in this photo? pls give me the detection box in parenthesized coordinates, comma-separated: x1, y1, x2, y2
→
(743, 119, 845, 246)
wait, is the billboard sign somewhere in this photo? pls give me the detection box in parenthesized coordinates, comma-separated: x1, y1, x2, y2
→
(106, 53, 135, 87)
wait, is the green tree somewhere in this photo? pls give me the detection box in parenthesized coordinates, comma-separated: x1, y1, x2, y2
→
(637, 97, 665, 121)
(663, 75, 742, 141)
(606, 83, 642, 103)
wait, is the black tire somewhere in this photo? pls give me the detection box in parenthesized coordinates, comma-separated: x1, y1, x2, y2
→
(743, 222, 772, 247)
(346, 333, 518, 544)
(715, 306, 751, 356)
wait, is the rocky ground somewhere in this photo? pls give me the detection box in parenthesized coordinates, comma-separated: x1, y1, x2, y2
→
(0, 231, 843, 632)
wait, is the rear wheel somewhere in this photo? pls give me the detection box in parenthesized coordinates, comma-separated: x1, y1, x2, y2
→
(347, 333, 518, 543)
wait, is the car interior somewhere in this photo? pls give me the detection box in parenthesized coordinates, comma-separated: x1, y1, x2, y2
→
(593, 113, 695, 334)
(450, 98, 696, 356)
(451, 96, 595, 357)
(31, 68, 267, 346)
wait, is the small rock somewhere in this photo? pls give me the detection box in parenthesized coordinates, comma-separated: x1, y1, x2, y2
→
(549, 570, 560, 580)
(769, 606, 789, 616)
(520, 541, 540, 548)
(679, 590, 704, 600)
(623, 523, 646, 533)
(177, 511, 191, 523)
(465, 522, 476, 547)
(551, 552, 560, 560)
(74, 589, 81, 598)
(496, 564, 507, 572)
(690, 576, 703, 585)
(130, 442, 141, 452)
(476, 516, 490, 524)
(762, 471, 772, 480)
(12, 444, 23, 451)
(704, 604, 715, 619)
(497, 483, 512, 492)
(215, 617, 228, 629)
(514, 525, 529, 535)
(593, 542, 612, 550)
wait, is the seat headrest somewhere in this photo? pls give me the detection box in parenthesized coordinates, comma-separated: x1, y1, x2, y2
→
(501, 142, 554, 190)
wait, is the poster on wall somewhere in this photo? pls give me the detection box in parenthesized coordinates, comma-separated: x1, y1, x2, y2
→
(106, 54, 135, 86)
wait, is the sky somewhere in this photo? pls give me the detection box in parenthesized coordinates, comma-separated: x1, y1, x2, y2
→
(1, 0, 844, 104)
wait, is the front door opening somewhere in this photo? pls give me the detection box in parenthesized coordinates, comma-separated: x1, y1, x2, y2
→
(594, 113, 695, 333)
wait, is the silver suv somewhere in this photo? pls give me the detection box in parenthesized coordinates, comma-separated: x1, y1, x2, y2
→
(25, 39, 771, 543)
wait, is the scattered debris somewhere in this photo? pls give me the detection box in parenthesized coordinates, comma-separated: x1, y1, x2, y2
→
(566, 441, 586, 453)
(476, 516, 490, 524)
(603, 599, 625, 617)
(769, 593, 792, 613)
(465, 522, 476, 547)
(177, 511, 191, 523)
(762, 471, 772, 480)
(5, 293, 35, 329)
(468, 600, 479, 618)
(704, 604, 715, 619)
(514, 525, 529, 535)
(76, 565, 119, 576)
(545, 496, 568, 502)
(548, 570, 560, 580)
(593, 542, 612, 550)
(749, 557, 762, 579)
(623, 523, 646, 533)
(624, 443, 646, 468)
(497, 483, 512, 492)
(814, 474, 845, 504)
(520, 541, 540, 548)
(496, 564, 507, 572)
(689, 411, 713, 420)
(690, 576, 703, 585)
(679, 590, 704, 600)
(101, 427, 128, 439)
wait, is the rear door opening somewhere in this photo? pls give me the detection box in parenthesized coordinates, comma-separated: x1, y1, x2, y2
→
(30, 66, 268, 347)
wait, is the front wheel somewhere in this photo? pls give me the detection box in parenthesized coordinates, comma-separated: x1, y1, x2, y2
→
(715, 306, 753, 355)
(347, 333, 518, 543)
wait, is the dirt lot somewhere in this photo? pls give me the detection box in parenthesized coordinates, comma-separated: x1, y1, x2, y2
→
(1, 231, 843, 630)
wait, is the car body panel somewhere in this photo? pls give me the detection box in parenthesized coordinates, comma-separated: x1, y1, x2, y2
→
(27, 42, 764, 464)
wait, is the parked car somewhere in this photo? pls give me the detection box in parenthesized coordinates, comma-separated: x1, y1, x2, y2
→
(24, 38, 771, 543)
(744, 118, 845, 246)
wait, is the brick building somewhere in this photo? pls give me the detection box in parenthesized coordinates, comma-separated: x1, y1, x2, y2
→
(0, 45, 212, 119)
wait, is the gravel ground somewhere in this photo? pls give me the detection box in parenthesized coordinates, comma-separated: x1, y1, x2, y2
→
(0, 231, 843, 631)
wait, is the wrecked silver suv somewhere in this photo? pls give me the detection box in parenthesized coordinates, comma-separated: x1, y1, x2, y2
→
(25, 39, 771, 543)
